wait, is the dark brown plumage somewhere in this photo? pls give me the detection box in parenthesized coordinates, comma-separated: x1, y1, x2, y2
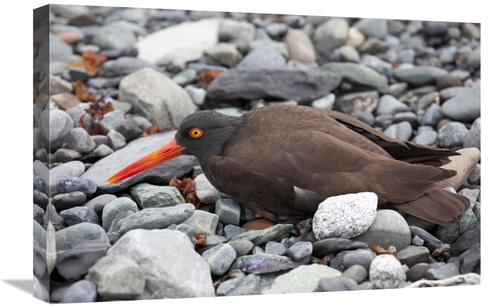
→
(108, 104, 469, 226)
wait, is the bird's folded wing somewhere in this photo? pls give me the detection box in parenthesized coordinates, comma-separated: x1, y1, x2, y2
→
(327, 110, 459, 166)
(222, 128, 447, 205)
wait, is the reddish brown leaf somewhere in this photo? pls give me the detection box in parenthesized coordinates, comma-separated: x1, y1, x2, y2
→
(196, 70, 222, 87)
(195, 233, 207, 245)
(67, 50, 107, 77)
(169, 175, 202, 208)
(370, 245, 399, 260)
(72, 80, 96, 102)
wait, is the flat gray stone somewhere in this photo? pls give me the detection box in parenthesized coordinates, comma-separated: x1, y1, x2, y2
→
(116, 203, 195, 235)
(81, 131, 198, 193)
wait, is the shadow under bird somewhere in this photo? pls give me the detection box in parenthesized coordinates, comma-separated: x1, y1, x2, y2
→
(107, 105, 469, 226)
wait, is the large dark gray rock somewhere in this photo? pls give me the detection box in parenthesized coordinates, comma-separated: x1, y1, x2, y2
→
(207, 68, 341, 103)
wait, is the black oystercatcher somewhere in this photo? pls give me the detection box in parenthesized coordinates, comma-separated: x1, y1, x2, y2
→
(108, 105, 469, 226)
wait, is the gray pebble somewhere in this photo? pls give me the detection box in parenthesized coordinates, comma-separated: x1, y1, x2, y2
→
(33, 203, 45, 224)
(318, 276, 358, 291)
(285, 241, 313, 264)
(60, 206, 100, 225)
(437, 122, 468, 148)
(107, 129, 127, 151)
(343, 249, 376, 271)
(101, 110, 126, 135)
(130, 183, 184, 208)
(426, 262, 460, 280)
(53, 191, 87, 211)
(55, 222, 109, 251)
(228, 239, 254, 257)
(60, 280, 97, 303)
(463, 117, 480, 150)
(202, 243, 237, 276)
(223, 224, 246, 240)
(420, 103, 443, 127)
(265, 241, 287, 255)
(56, 175, 97, 198)
(54, 148, 83, 163)
(376, 95, 411, 115)
(397, 245, 430, 268)
(215, 199, 241, 225)
(236, 47, 286, 69)
(352, 210, 411, 251)
(34, 190, 49, 210)
(383, 121, 412, 141)
(342, 264, 368, 284)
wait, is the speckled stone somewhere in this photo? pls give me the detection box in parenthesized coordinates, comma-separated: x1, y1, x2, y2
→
(369, 254, 406, 289)
(312, 192, 378, 240)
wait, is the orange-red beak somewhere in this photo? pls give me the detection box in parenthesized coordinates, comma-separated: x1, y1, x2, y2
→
(107, 138, 186, 184)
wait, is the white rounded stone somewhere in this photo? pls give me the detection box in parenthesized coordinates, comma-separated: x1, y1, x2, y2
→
(312, 192, 378, 240)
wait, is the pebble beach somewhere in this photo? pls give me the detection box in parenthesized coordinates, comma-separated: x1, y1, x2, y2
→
(31, 4, 481, 304)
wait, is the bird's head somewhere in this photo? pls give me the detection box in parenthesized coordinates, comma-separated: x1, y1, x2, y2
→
(107, 110, 244, 184)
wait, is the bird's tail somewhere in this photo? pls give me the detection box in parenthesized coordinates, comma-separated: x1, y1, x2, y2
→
(389, 189, 470, 226)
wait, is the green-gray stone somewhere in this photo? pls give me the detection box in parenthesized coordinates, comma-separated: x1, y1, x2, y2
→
(202, 243, 237, 276)
(117, 203, 195, 235)
(183, 210, 219, 235)
(263, 264, 341, 294)
(130, 183, 184, 208)
(102, 197, 139, 231)
(322, 62, 390, 93)
(55, 222, 110, 251)
(393, 66, 448, 87)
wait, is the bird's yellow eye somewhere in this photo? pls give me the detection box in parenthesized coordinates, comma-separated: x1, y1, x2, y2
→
(189, 127, 204, 138)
